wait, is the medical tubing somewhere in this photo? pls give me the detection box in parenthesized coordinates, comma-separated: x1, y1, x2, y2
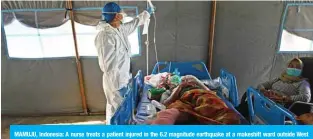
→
(152, 13, 160, 73)
(146, 2, 149, 76)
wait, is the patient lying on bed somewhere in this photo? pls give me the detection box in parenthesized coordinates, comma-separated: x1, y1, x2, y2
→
(146, 75, 241, 125)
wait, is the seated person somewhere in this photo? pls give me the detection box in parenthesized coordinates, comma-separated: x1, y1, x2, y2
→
(258, 57, 311, 104)
(237, 58, 311, 120)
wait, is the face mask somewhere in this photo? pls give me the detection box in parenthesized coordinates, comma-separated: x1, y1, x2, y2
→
(286, 68, 302, 77)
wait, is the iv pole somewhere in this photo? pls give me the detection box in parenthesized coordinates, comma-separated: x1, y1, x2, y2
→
(146, 0, 158, 75)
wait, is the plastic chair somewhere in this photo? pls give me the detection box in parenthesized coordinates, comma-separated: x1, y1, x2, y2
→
(246, 87, 297, 125)
(288, 57, 313, 116)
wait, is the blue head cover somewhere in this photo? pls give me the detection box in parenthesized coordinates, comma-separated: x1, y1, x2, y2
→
(102, 2, 121, 23)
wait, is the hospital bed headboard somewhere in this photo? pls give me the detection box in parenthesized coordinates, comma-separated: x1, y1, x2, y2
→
(219, 69, 239, 107)
(151, 61, 212, 80)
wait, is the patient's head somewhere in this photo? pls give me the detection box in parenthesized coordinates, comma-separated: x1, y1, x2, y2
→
(286, 58, 303, 77)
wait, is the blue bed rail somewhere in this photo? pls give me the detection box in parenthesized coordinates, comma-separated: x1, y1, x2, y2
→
(111, 70, 144, 125)
(110, 89, 132, 125)
(218, 69, 240, 107)
(132, 70, 144, 110)
(246, 87, 298, 125)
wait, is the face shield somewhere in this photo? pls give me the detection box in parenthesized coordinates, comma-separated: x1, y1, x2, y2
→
(102, 11, 127, 24)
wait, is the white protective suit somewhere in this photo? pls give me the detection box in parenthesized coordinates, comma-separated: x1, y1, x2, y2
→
(95, 11, 150, 125)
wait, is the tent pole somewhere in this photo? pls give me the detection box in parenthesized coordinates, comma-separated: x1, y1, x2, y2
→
(207, 0, 217, 74)
(67, 0, 88, 115)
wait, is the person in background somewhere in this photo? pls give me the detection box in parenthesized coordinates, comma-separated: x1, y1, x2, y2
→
(237, 57, 311, 120)
(257, 57, 311, 103)
(95, 2, 153, 125)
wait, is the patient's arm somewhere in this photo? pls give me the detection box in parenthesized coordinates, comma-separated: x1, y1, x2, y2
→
(181, 75, 210, 91)
(163, 75, 210, 106)
(163, 81, 203, 105)
(257, 78, 279, 93)
(163, 82, 192, 106)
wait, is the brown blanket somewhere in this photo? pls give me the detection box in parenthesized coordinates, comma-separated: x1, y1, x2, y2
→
(167, 89, 241, 125)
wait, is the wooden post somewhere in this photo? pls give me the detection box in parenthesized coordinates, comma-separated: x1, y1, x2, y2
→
(207, 1, 217, 74)
(66, 0, 88, 115)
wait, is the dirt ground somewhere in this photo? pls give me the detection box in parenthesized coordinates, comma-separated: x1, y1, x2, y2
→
(1, 116, 105, 139)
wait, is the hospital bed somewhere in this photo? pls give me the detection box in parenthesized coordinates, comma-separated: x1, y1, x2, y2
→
(111, 61, 249, 125)
(246, 87, 298, 125)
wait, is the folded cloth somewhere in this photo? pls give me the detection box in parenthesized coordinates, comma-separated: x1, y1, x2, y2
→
(144, 73, 169, 87)
(167, 89, 241, 125)
(145, 108, 181, 125)
(202, 77, 222, 90)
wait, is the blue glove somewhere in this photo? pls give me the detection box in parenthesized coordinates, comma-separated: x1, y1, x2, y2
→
(147, 6, 156, 14)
